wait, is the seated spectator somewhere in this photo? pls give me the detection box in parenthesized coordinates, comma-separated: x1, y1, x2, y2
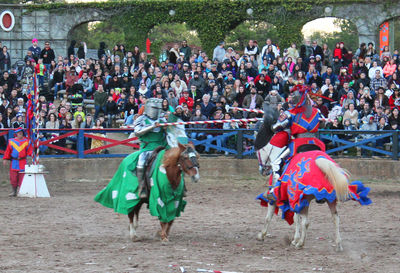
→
(73, 104, 86, 122)
(179, 90, 194, 112)
(200, 93, 215, 119)
(77, 71, 93, 99)
(342, 103, 359, 128)
(264, 90, 284, 110)
(242, 87, 263, 117)
(359, 115, 377, 157)
(376, 116, 391, 149)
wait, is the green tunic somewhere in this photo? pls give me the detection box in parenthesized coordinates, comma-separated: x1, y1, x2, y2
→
(94, 150, 186, 222)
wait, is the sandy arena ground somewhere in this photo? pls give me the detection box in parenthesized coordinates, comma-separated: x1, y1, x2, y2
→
(0, 175, 399, 273)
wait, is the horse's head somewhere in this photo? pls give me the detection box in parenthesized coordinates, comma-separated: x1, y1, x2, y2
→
(257, 144, 273, 176)
(178, 143, 200, 183)
(255, 103, 279, 176)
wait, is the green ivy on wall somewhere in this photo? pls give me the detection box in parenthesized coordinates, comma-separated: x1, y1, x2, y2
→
(27, 0, 380, 55)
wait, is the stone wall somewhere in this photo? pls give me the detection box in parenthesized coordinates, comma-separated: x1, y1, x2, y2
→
(0, 157, 398, 184)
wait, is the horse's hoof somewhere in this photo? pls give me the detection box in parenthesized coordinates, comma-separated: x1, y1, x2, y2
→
(291, 240, 297, 246)
(161, 238, 169, 244)
(336, 244, 343, 252)
(256, 232, 265, 241)
(295, 242, 304, 249)
(131, 235, 140, 242)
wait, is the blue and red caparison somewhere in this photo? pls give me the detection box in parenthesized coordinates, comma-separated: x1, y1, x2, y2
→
(257, 151, 372, 225)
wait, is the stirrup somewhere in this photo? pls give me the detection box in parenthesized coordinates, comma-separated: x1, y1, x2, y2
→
(262, 188, 276, 201)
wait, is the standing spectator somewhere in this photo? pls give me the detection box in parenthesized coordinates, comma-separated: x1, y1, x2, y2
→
(105, 95, 118, 127)
(67, 40, 76, 58)
(213, 42, 226, 62)
(28, 38, 41, 62)
(52, 65, 64, 100)
(244, 40, 259, 57)
(261, 38, 280, 59)
(311, 41, 324, 62)
(40, 41, 55, 79)
(94, 84, 107, 119)
(0, 46, 11, 73)
(179, 40, 191, 62)
(3, 127, 33, 196)
(35, 58, 46, 88)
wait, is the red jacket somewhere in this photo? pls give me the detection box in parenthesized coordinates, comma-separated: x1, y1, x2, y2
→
(3, 137, 33, 171)
(179, 96, 194, 111)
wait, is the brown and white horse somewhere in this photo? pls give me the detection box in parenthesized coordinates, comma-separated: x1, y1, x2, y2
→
(128, 143, 200, 242)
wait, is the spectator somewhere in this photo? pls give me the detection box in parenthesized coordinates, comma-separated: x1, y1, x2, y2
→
(200, 93, 215, 118)
(52, 65, 65, 100)
(213, 42, 226, 62)
(0, 46, 11, 73)
(179, 40, 191, 62)
(105, 95, 118, 128)
(29, 38, 41, 62)
(179, 90, 194, 112)
(34, 58, 46, 88)
(94, 85, 107, 119)
(40, 41, 55, 78)
(242, 86, 263, 117)
(77, 71, 93, 99)
(342, 103, 359, 128)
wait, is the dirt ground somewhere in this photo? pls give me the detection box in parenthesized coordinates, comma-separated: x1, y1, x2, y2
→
(0, 175, 399, 273)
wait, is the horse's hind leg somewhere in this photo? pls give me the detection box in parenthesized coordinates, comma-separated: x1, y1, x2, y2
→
(257, 204, 275, 241)
(160, 222, 169, 243)
(166, 220, 174, 237)
(295, 206, 310, 249)
(128, 211, 138, 242)
(291, 213, 301, 246)
(328, 200, 343, 252)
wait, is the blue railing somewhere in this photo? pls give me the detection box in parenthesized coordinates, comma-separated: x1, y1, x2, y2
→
(1, 128, 399, 160)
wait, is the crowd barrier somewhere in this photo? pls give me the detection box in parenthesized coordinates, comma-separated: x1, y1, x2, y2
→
(0, 128, 399, 160)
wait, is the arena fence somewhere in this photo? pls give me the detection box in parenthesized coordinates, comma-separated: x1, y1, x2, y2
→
(0, 128, 399, 160)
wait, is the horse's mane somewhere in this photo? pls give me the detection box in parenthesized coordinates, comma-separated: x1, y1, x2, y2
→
(163, 147, 181, 168)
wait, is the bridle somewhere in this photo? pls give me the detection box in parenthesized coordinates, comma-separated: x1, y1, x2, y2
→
(178, 147, 199, 172)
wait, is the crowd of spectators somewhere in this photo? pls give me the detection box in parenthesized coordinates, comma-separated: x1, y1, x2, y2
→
(1, 36, 400, 155)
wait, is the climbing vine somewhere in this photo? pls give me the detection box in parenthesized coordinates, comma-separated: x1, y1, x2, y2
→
(27, 0, 384, 54)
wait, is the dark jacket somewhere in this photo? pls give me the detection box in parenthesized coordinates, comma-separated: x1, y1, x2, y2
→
(0, 52, 11, 72)
(40, 48, 55, 64)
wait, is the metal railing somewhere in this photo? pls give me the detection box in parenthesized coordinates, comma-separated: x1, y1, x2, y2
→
(1, 128, 399, 160)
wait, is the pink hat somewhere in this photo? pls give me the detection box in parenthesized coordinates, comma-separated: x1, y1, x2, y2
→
(32, 38, 38, 43)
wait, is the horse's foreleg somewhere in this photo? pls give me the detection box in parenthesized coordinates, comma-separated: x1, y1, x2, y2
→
(257, 204, 275, 241)
(328, 200, 343, 252)
(295, 206, 310, 249)
(128, 211, 139, 242)
(291, 213, 301, 246)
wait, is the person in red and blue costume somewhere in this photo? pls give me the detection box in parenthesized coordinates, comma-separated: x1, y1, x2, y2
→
(262, 84, 325, 199)
(2, 127, 33, 197)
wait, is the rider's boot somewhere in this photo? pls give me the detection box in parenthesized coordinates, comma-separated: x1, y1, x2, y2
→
(263, 173, 279, 201)
(136, 167, 148, 199)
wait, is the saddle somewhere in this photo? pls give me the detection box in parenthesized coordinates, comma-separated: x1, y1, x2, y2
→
(143, 146, 166, 189)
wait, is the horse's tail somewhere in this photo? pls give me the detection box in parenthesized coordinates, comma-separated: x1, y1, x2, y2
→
(315, 157, 350, 201)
